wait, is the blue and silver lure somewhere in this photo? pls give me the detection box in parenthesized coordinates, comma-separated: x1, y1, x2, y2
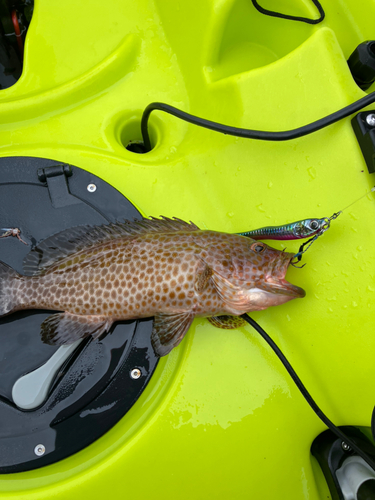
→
(238, 186, 375, 265)
(238, 217, 330, 241)
(238, 215, 337, 267)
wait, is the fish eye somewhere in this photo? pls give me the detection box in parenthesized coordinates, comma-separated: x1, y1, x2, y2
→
(309, 220, 319, 230)
(251, 243, 266, 253)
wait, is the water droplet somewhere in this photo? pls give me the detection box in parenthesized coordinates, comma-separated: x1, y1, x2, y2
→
(170, 146, 176, 154)
(268, 182, 273, 188)
(227, 212, 234, 218)
(357, 245, 363, 251)
(307, 167, 316, 179)
(368, 285, 374, 292)
(352, 301, 358, 308)
(327, 296, 337, 301)
(256, 204, 266, 213)
(237, 166, 241, 171)
(286, 314, 291, 321)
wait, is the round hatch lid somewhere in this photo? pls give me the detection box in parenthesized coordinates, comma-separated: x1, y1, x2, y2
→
(0, 156, 158, 473)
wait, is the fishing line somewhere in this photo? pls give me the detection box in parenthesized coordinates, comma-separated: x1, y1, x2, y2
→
(336, 186, 375, 214)
(292, 186, 375, 263)
(242, 314, 375, 471)
(251, 0, 325, 25)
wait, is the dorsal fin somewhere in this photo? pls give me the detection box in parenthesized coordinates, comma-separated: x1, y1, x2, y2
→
(124, 217, 200, 234)
(23, 217, 200, 276)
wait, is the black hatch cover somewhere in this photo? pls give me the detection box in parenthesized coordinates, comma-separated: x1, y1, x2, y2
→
(0, 156, 158, 473)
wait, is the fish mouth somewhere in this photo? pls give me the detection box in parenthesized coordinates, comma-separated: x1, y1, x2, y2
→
(265, 252, 306, 298)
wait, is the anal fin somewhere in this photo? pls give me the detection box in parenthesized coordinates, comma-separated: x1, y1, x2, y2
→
(208, 315, 246, 330)
(152, 311, 195, 357)
(41, 312, 113, 346)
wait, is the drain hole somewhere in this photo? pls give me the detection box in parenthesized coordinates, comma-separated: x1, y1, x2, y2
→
(125, 141, 148, 154)
(119, 114, 158, 154)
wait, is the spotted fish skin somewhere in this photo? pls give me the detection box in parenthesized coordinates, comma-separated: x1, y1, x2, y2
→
(0, 218, 305, 356)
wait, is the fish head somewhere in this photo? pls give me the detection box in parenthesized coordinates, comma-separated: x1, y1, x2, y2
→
(243, 240, 305, 307)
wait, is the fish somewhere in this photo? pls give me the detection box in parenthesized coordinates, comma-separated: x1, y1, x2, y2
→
(0, 217, 305, 356)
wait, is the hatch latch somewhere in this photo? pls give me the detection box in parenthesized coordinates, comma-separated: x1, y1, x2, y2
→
(37, 164, 81, 208)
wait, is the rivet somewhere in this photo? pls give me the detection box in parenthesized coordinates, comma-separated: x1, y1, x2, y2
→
(366, 114, 375, 127)
(87, 183, 97, 193)
(342, 441, 350, 451)
(130, 368, 141, 379)
(34, 444, 46, 456)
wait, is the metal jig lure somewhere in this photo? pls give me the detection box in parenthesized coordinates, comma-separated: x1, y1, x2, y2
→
(238, 185, 375, 266)
(238, 217, 330, 241)
(290, 212, 340, 267)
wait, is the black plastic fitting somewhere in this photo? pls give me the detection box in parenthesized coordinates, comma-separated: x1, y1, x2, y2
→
(348, 41, 375, 91)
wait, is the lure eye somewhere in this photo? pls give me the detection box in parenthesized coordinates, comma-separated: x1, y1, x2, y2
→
(309, 220, 319, 230)
(251, 243, 266, 253)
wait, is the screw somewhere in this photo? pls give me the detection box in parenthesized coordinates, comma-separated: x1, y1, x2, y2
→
(130, 368, 141, 379)
(34, 444, 46, 456)
(87, 183, 97, 193)
(342, 441, 351, 451)
(366, 114, 375, 126)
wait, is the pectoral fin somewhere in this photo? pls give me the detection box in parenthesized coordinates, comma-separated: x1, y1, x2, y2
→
(41, 312, 113, 345)
(152, 311, 195, 357)
(208, 315, 246, 330)
(195, 261, 213, 293)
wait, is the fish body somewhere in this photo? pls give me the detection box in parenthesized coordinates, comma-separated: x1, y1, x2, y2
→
(0, 218, 305, 356)
(239, 218, 329, 240)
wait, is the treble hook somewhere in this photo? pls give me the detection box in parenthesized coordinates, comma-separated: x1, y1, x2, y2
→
(290, 209, 343, 266)
(291, 234, 319, 266)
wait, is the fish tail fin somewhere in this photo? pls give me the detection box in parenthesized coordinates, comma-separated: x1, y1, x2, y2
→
(0, 261, 21, 317)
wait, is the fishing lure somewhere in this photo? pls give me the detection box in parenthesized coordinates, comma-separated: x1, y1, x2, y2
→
(291, 212, 340, 266)
(239, 185, 375, 266)
(238, 217, 330, 241)
(239, 216, 333, 268)
(291, 186, 375, 263)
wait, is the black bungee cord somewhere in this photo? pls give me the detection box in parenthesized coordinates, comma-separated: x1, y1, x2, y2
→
(141, 91, 375, 152)
(241, 314, 375, 471)
(251, 0, 325, 25)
